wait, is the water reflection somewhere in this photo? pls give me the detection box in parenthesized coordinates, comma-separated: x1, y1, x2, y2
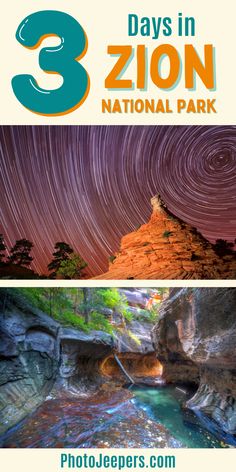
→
(131, 385, 226, 448)
(0, 385, 233, 448)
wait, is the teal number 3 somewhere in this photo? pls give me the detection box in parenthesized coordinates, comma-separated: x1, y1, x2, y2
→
(12, 10, 90, 116)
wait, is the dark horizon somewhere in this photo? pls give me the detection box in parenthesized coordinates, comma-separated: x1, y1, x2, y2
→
(0, 125, 236, 276)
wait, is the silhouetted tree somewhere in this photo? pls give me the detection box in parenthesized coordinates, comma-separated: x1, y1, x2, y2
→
(0, 234, 6, 265)
(48, 242, 74, 277)
(8, 239, 33, 266)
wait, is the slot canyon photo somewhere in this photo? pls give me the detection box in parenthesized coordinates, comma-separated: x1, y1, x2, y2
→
(0, 287, 235, 448)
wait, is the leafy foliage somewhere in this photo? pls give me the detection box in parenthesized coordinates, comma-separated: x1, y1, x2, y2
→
(133, 307, 158, 323)
(57, 254, 87, 279)
(16, 288, 130, 334)
(48, 242, 73, 276)
(121, 308, 133, 322)
(48, 242, 87, 279)
(53, 310, 89, 331)
(13, 287, 162, 340)
(88, 311, 114, 334)
(96, 289, 128, 310)
(109, 255, 116, 264)
(162, 231, 173, 238)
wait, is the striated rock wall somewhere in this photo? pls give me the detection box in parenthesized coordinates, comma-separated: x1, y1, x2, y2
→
(152, 287, 236, 434)
(0, 290, 60, 434)
(99, 288, 161, 381)
(94, 196, 236, 280)
(0, 288, 158, 433)
(56, 328, 114, 393)
(0, 290, 115, 433)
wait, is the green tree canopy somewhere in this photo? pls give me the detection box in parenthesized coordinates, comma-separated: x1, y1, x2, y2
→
(57, 253, 87, 279)
(48, 242, 74, 277)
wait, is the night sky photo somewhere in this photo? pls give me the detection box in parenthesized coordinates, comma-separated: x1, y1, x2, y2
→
(0, 125, 236, 277)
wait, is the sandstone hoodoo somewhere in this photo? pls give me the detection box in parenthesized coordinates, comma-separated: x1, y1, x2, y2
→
(94, 195, 236, 280)
(0, 287, 236, 448)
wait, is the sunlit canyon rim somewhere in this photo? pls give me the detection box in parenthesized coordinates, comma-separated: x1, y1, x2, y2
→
(0, 287, 235, 448)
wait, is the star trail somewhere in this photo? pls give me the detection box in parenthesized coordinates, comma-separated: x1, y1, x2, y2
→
(0, 125, 235, 276)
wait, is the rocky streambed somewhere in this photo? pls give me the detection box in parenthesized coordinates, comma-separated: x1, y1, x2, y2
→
(0, 287, 236, 448)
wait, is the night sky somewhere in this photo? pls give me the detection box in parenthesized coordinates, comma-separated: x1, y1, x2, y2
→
(0, 125, 235, 276)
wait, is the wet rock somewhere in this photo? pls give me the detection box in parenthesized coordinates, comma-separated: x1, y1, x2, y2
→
(0, 389, 182, 448)
(119, 289, 149, 309)
(58, 328, 115, 390)
(0, 287, 160, 438)
(60, 328, 114, 356)
(25, 330, 57, 356)
(108, 289, 156, 356)
(101, 289, 160, 382)
(115, 319, 154, 355)
(0, 329, 18, 357)
(100, 307, 113, 317)
(101, 353, 162, 381)
(152, 287, 236, 434)
(0, 289, 60, 435)
(0, 287, 157, 433)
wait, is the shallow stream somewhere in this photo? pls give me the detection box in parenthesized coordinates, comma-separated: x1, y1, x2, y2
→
(0, 384, 233, 448)
(130, 385, 222, 448)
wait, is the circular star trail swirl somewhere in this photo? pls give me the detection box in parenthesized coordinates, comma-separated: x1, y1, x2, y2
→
(0, 125, 235, 276)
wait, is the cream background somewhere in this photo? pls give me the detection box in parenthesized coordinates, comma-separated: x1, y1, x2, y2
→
(0, 0, 235, 124)
(0, 279, 236, 288)
(0, 0, 236, 466)
(1, 448, 236, 471)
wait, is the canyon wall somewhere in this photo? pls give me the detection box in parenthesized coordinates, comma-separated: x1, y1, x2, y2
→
(0, 288, 157, 434)
(101, 289, 161, 380)
(0, 290, 60, 434)
(0, 290, 114, 433)
(152, 287, 236, 434)
(2, 286, 235, 439)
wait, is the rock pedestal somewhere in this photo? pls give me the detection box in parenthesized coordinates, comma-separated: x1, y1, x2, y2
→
(94, 195, 236, 280)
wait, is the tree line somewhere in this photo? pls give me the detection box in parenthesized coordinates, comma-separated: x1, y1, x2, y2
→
(0, 232, 235, 279)
(0, 235, 87, 279)
(10, 287, 161, 334)
(13, 287, 133, 334)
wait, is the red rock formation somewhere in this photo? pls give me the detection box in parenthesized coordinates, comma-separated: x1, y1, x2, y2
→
(94, 195, 236, 280)
(100, 353, 162, 380)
